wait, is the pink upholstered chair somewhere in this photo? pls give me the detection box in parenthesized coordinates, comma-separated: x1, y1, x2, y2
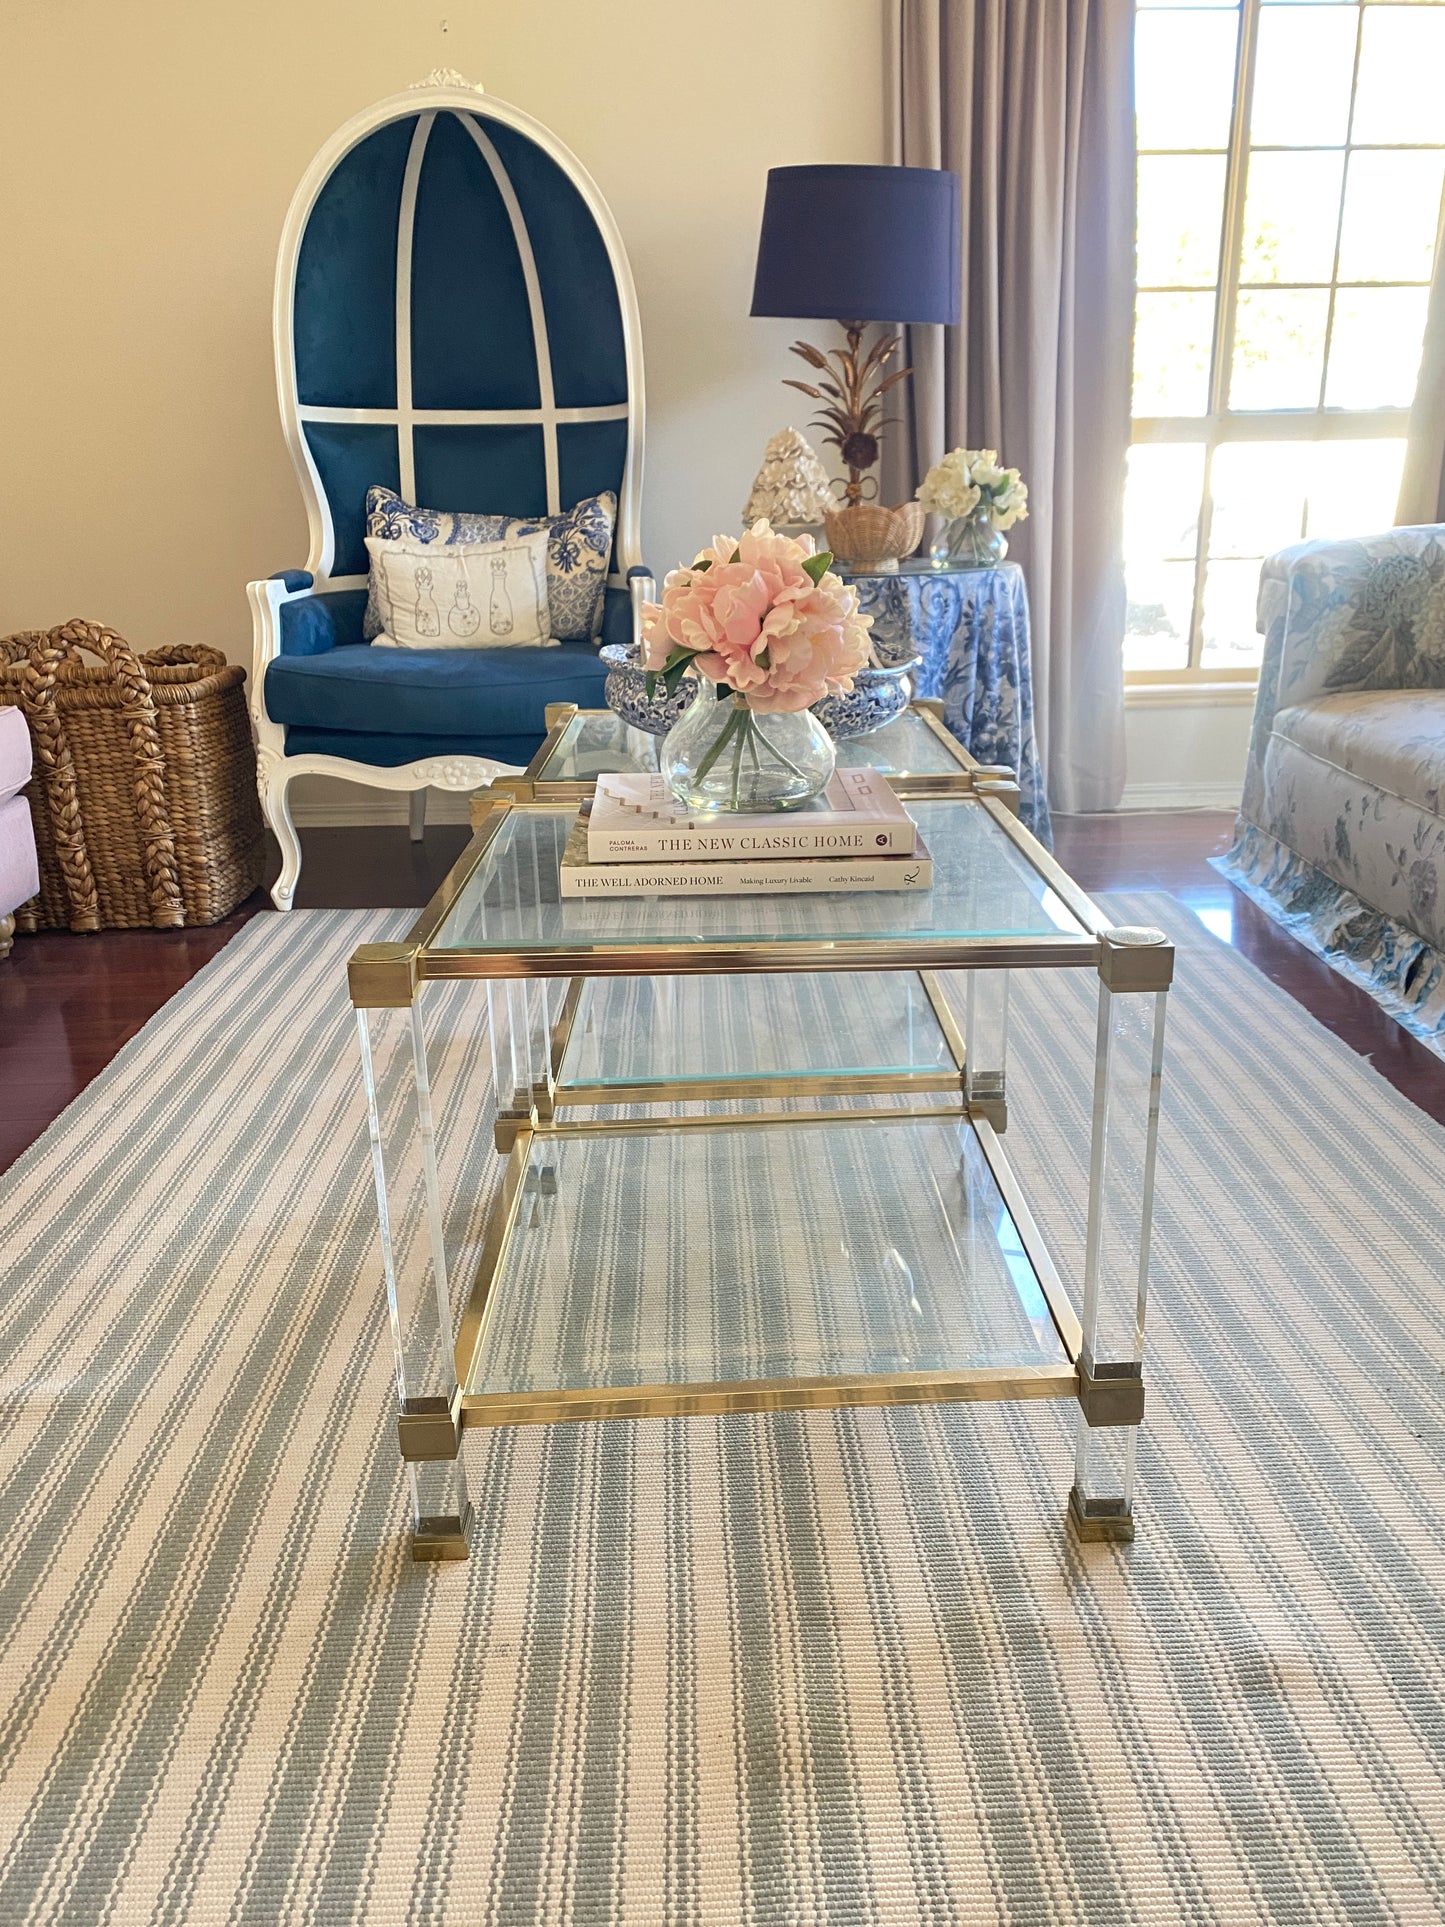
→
(0, 707, 39, 958)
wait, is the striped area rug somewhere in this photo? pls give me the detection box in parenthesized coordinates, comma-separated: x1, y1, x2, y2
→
(2, 900, 1444, 1924)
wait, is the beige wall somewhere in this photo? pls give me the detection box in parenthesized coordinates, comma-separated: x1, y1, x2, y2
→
(1121, 695, 1251, 811)
(2, 0, 885, 664)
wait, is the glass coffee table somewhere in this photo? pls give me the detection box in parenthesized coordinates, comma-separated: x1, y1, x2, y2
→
(348, 706, 1170, 1561)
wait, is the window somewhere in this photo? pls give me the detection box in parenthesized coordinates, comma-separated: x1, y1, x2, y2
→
(1127, 0, 1445, 682)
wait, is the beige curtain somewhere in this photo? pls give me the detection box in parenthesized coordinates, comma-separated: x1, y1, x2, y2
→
(883, 0, 1135, 815)
(1397, 250, 1445, 525)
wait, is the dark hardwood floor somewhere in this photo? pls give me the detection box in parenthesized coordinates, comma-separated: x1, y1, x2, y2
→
(3, 811, 1442, 1177)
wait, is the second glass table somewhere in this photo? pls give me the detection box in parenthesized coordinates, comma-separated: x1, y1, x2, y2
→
(489, 699, 999, 803)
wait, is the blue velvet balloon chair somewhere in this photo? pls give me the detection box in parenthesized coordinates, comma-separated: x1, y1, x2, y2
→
(247, 73, 650, 908)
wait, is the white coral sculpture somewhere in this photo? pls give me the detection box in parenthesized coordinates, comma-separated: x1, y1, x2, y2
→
(741, 428, 837, 530)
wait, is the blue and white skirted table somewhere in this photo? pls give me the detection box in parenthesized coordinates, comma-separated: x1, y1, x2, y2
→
(844, 560, 1051, 846)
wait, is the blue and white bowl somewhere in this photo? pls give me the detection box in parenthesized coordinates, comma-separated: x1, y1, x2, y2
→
(811, 656, 920, 741)
(601, 643, 695, 735)
(603, 643, 920, 743)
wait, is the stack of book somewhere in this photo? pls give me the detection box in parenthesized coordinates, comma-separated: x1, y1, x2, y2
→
(559, 769, 932, 897)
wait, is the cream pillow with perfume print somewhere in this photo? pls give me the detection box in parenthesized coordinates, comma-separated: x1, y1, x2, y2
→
(363, 487, 615, 642)
(365, 531, 554, 650)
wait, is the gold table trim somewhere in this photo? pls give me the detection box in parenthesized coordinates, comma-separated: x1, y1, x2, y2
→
(462, 1363, 1079, 1428)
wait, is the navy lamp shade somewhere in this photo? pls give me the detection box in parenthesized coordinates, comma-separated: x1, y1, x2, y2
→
(749, 165, 960, 532)
(750, 165, 961, 326)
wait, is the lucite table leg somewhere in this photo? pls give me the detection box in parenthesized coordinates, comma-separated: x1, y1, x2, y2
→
(487, 977, 553, 1151)
(1070, 928, 1172, 1544)
(354, 993, 472, 1562)
(964, 968, 1010, 1131)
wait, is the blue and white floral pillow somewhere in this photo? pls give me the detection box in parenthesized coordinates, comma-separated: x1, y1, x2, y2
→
(363, 487, 615, 643)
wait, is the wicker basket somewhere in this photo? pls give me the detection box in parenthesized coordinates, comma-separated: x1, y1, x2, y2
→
(0, 620, 264, 932)
(824, 501, 926, 568)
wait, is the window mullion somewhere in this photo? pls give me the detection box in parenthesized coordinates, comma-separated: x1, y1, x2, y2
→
(1191, 0, 1259, 675)
(1316, 5, 1368, 418)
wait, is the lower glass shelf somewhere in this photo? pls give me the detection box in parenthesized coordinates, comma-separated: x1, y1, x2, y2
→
(460, 1111, 1077, 1426)
(552, 971, 964, 1104)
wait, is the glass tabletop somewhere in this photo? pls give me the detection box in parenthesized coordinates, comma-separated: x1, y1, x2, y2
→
(534, 705, 972, 787)
(467, 1114, 1071, 1400)
(557, 971, 957, 1093)
(428, 797, 1088, 955)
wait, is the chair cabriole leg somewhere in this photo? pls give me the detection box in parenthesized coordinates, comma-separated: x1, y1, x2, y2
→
(258, 752, 302, 912)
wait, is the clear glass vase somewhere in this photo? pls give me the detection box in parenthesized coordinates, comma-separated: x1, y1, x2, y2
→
(933, 504, 1008, 570)
(661, 685, 836, 812)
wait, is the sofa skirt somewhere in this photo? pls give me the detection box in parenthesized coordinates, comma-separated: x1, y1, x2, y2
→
(1212, 821, 1445, 1055)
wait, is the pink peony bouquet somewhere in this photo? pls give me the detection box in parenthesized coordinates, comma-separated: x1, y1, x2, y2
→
(641, 520, 872, 714)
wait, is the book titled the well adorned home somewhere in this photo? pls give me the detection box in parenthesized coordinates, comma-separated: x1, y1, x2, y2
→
(559, 820, 932, 897)
(586, 768, 917, 862)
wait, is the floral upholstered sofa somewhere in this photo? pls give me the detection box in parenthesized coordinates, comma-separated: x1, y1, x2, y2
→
(1215, 526, 1445, 1049)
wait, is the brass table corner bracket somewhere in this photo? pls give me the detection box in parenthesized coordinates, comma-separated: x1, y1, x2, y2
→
(475, 780, 531, 814)
(470, 785, 522, 824)
(397, 1391, 463, 1462)
(348, 942, 421, 1009)
(1067, 1487, 1136, 1544)
(967, 1095, 1008, 1134)
(544, 701, 580, 731)
(531, 1076, 556, 1122)
(1077, 1359, 1145, 1428)
(412, 1503, 474, 1562)
(494, 1109, 531, 1155)
(972, 775, 1022, 816)
(1097, 927, 1175, 994)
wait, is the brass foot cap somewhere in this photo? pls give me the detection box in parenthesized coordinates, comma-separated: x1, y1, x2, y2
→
(1068, 1487, 1135, 1544)
(412, 1503, 473, 1562)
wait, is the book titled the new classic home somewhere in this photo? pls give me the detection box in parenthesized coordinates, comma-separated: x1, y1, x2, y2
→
(587, 769, 918, 862)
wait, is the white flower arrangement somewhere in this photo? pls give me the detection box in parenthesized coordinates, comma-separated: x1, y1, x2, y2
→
(917, 448, 1029, 531)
